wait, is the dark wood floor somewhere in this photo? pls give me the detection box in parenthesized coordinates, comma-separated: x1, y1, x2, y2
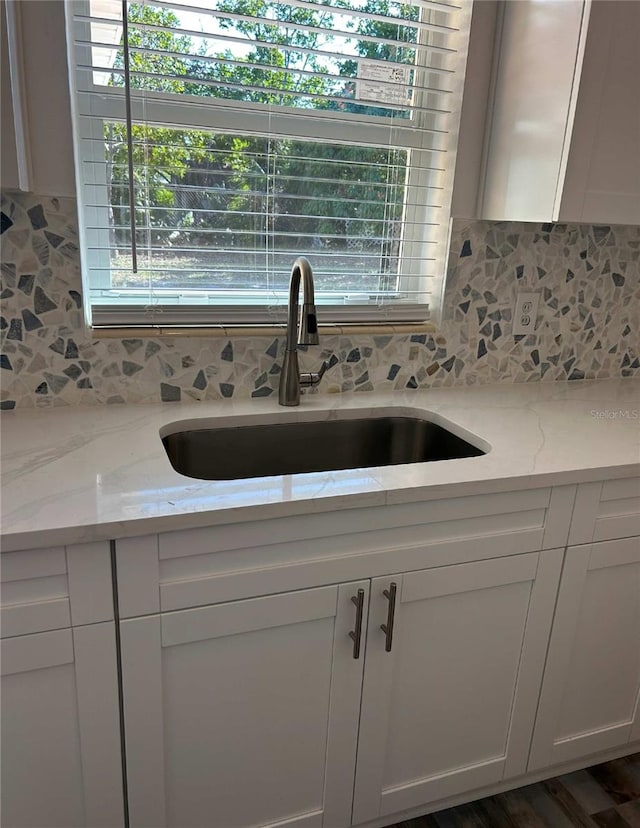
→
(388, 754, 640, 828)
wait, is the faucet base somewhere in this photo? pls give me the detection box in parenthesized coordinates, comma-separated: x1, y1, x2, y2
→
(278, 349, 301, 407)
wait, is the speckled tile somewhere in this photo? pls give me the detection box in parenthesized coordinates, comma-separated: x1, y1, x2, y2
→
(1, 190, 638, 408)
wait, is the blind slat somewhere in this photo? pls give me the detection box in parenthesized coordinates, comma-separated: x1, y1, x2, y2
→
(151, 0, 460, 38)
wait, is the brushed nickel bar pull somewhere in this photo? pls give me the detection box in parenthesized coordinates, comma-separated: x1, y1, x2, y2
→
(380, 582, 397, 652)
(349, 589, 365, 659)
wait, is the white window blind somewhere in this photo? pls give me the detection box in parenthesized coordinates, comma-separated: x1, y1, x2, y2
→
(66, 0, 471, 327)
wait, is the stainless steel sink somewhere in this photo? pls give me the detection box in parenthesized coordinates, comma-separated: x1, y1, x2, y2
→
(162, 415, 485, 481)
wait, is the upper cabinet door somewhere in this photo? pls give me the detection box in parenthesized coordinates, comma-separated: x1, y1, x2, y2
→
(1, 0, 24, 190)
(530, 537, 640, 771)
(559, 0, 640, 225)
(0, 0, 75, 196)
(352, 550, 563, 825)
(479, 0, 640, 225)
(120, 581, 369, 828)
(480, 0, 586, 222)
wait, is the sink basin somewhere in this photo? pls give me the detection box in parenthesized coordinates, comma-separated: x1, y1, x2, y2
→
(161, 414, 485, 481)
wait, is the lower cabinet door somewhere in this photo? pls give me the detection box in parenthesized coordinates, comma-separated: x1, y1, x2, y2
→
(121, 581, 369, 828)
(529, 537, 640, 770)
(352, 551, 563, 824)
(0, 623, 124, 828)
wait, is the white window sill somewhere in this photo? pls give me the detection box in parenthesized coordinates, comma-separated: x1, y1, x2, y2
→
(90, 322, 437, 339)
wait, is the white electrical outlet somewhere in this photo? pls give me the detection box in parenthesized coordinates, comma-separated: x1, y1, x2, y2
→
(513, 292, 540, 336)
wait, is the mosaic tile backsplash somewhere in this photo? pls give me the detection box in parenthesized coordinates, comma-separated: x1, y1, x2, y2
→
(1, 189, 638, 409)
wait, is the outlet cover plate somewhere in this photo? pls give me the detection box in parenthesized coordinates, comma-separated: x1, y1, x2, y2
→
(513, 292, 540, 336)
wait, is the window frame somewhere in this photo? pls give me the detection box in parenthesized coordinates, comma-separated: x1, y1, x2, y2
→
(67, 0, 472, 328)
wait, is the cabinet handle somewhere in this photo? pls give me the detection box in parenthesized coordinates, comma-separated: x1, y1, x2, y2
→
(349, 589, 365, 659)
(380, 582, 397, 652)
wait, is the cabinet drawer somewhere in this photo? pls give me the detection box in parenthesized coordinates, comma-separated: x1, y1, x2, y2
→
(117, 486, 574, 617)
(570, 477, 640, 545)
(0, 542, 113, 636)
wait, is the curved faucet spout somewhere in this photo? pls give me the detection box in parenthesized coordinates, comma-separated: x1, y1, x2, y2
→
(287, 256, 319, 348)
(279, 256, 326, 406)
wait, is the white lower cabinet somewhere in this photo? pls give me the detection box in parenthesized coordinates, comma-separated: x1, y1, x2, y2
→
(120, 550, 565, 828)
(351, 551, 563, 824)
(0, 623, 124, 828)
(0, 541, 124, 828)
(529, 536, 640, 770)
(120, 581, 369, 828)
(3, 480, 639, 827)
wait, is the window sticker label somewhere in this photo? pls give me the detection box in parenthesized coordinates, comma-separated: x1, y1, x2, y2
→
(356, 61, 411, 105)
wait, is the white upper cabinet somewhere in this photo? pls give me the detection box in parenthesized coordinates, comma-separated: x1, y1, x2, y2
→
(478, 0, 640, 225)
(559, 0, 640, 225)
(1, 0, 27, 191)
(480, 0, 586, 223)
(0, 0, 75, 196)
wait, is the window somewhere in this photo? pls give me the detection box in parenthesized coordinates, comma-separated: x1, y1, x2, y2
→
(66, 0, 471, 327)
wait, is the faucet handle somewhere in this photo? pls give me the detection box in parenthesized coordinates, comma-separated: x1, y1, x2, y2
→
(299, 359, 331, 389)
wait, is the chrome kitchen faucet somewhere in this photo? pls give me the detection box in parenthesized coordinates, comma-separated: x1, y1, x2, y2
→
(278, 257, 329, 406)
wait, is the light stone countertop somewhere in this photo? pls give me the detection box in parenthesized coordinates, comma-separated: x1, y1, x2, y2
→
(1, 379, 639, 553)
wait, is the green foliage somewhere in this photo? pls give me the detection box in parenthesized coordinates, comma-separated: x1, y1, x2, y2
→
(183, 0, 341, 106)
(352, 0, 418, 61)
(113, 4, 192, 92)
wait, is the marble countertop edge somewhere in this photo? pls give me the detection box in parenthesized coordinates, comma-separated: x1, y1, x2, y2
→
(1, 460, 638, 555)
(1, 378, 639, 553)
